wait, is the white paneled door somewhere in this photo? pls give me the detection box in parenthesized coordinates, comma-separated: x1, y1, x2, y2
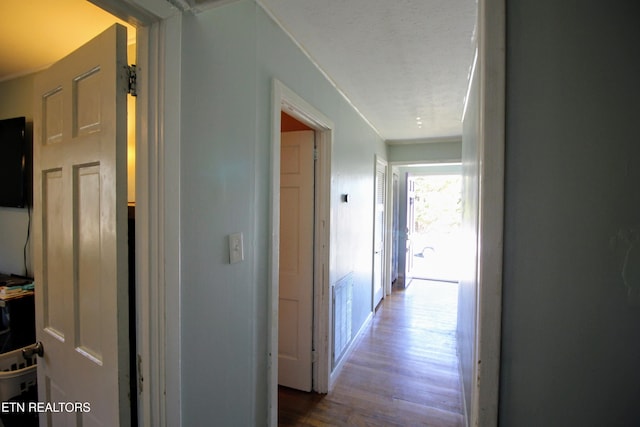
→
(32, 24, 130, 426)
(279, 130, 314, 392)
(373, 159, 386, 308)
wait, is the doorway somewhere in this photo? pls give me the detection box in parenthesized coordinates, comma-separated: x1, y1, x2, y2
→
(269, 80, 334, 425)
(406, 172, 462, 284)
(390, 164, 462, 289)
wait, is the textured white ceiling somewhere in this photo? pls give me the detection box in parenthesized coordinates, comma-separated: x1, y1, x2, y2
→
(259, 0, 477, 141)
(1, 0, 476, 142)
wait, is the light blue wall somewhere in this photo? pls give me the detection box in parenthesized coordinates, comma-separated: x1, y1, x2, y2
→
(388, 139, 461, 164)
(179, 1, 385, 424)
(502, 0, 640, 425)
(0, 74, 34, 277)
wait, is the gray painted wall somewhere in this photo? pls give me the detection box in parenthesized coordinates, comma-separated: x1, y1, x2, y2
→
(179, 1, 385, 424)
(502, 0, 640, 425)
(0, 74, 34, 277)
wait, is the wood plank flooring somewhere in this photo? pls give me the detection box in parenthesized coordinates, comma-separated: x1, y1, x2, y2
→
(279, 279, 463, 426)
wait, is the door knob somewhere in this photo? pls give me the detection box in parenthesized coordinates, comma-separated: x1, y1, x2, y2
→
(22, 341, 44, 359)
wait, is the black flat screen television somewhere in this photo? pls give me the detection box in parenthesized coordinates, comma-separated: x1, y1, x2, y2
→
(0, 117, 27, 208)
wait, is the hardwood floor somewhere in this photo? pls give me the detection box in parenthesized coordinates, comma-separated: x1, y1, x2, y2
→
(279, 279, 463, 426)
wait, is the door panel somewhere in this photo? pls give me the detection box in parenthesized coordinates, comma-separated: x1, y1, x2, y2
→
(42, 169, 66, 339)
(33, 24, 129, 426)
(279, 130, 314, 392)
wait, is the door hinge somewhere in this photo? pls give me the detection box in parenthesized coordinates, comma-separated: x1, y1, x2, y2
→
(127, 64, 137, 97)
(312, 349, 318, 363)
(313, 148, 318, 161)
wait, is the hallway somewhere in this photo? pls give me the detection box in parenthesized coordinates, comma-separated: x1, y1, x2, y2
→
(279, 279, 463, 426)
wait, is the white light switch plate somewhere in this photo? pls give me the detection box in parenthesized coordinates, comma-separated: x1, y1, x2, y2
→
(229, 232, 244, 264)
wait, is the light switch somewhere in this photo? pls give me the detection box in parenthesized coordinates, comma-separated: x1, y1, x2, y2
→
(229, 232, 244, 264)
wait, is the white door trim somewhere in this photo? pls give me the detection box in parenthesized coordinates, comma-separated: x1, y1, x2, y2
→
(136, 16, 183, 427)
(83, 2, 182, 427)
(470, 0, 505, 425)
(269, 79, 333, 427)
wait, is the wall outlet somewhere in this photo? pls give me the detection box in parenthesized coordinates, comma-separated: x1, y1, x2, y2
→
(229, 232, 244, 264)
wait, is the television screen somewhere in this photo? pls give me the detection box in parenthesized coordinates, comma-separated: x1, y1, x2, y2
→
(0, 117, 27, 208)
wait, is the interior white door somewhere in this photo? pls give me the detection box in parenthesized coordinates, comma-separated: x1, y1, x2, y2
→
(391, 172, 400, 284)
(32, 24, 130, 426)
(373, 160, 386, 308)
(406, 175, 416, 280)
(279, 130, 314, 392)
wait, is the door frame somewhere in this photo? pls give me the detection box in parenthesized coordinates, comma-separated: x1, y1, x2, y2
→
(464, 0, 505, 425)
(269, 79, 333, 426)
(134, 17, 183, 427)
(83, 2, 182, 426)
